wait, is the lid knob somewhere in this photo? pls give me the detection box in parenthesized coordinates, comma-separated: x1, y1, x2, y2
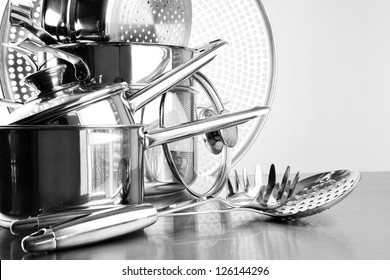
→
(23, 64, 67, 94)
(201, 108, 239, 155)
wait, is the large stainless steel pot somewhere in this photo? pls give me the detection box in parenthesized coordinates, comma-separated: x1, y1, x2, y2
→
(0, 106, 269, 224)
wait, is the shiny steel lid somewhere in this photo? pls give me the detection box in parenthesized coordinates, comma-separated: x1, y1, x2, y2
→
(4, 65, 128, 125)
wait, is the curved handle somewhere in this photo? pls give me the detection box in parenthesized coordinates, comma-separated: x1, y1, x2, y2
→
(144, 106, 270, 149)
(6, 39, 90, 82)
(128, 39, 228, 112)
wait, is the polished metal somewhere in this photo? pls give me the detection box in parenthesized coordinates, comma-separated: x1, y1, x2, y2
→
(10, 205, 124, 236)
(41, 0, 192, 45)
(21, 204, 158, 253)
(9, 1, 57, 45)
(0, 106, 268, 220)
(1, 172, 388, 260)
(0, 40, 226, 125)
(5, 39, 91, 81)
(55, 41, 218, 85)
(167, 169, 361, 219)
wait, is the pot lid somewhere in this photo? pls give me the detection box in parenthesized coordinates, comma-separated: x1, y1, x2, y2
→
(4, 65, 128, 125)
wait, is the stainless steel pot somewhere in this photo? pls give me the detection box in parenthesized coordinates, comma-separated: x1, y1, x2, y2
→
(55, 41, 214, 85)
(0, 106, 268, 222)
(39, 0, 192, 45)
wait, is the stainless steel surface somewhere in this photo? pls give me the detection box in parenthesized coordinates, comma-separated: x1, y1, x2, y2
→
(41, 0, 192, 45)
(9, 1, 56, 45)
(0, 107, 268, 221)
(0, 0, 193, 103)
(1, 172, 388, 260)
(188, 0, 276, 173)
(0, 125, 143, 219)
(5, 38, 90, 81)
(21, 204, 157, 253)
(54, 40, 221, 85)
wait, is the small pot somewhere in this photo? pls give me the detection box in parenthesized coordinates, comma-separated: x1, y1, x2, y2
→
(0, 106, 268, 222)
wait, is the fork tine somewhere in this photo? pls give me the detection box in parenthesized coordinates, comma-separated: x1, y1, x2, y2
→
(254, 164, 262, 188)
(243, 166, 251, 193)
(227, 177, 236, 197)
(279, 166, 290, 199)
(288, 172, 300, 198)
(261, 164, 276, 203)
(280, 180, 292, 206)
(268, 164, 276, 189)
(235, 169, 242, 192)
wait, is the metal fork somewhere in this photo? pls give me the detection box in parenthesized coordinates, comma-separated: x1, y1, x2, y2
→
(160, 165, 299, 215)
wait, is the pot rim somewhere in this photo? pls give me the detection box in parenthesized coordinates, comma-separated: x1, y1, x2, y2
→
(55, 41, 197, 53)
(0, 124, 144, 130)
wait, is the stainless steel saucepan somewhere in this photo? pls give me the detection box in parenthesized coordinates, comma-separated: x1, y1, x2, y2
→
(0, 39, 227, 125)
(0, 106, 269, 222)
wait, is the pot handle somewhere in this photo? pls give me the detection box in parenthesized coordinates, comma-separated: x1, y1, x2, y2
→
(127, 39, 228, 112)
(144, 106, 270, 149)
(4, 38, 90, 82)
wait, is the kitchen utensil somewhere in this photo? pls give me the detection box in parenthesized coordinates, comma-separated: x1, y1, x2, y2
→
(10, 204, 124, 236)
(187, 0, 276, 173)
(228, 165, 299, 210)
(163, 169, 362, 220)
(0, 39, 227, 124)
(21, 204, 158, 253)
(40, 0, 192, 44)
(0, 106, 269, 222)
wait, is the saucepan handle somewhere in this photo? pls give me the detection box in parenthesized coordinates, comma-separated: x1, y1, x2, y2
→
(144, 106, 270, 149)
(127, 39, 228, 113)
(4, 39, 90, 81)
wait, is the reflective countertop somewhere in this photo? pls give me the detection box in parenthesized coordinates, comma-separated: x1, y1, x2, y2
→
(1, 172, 389, 260)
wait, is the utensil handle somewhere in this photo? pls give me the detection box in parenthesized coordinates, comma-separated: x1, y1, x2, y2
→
(128, 40, 228, 112)
(144, 106, 270, 149)
(21, 204, 157, 252)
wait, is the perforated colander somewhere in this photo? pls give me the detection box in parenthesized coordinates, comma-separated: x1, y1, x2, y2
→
(188, 0, 276, 174)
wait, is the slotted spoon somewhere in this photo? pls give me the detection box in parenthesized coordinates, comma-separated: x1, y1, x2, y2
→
(162, 169, 361, 219)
